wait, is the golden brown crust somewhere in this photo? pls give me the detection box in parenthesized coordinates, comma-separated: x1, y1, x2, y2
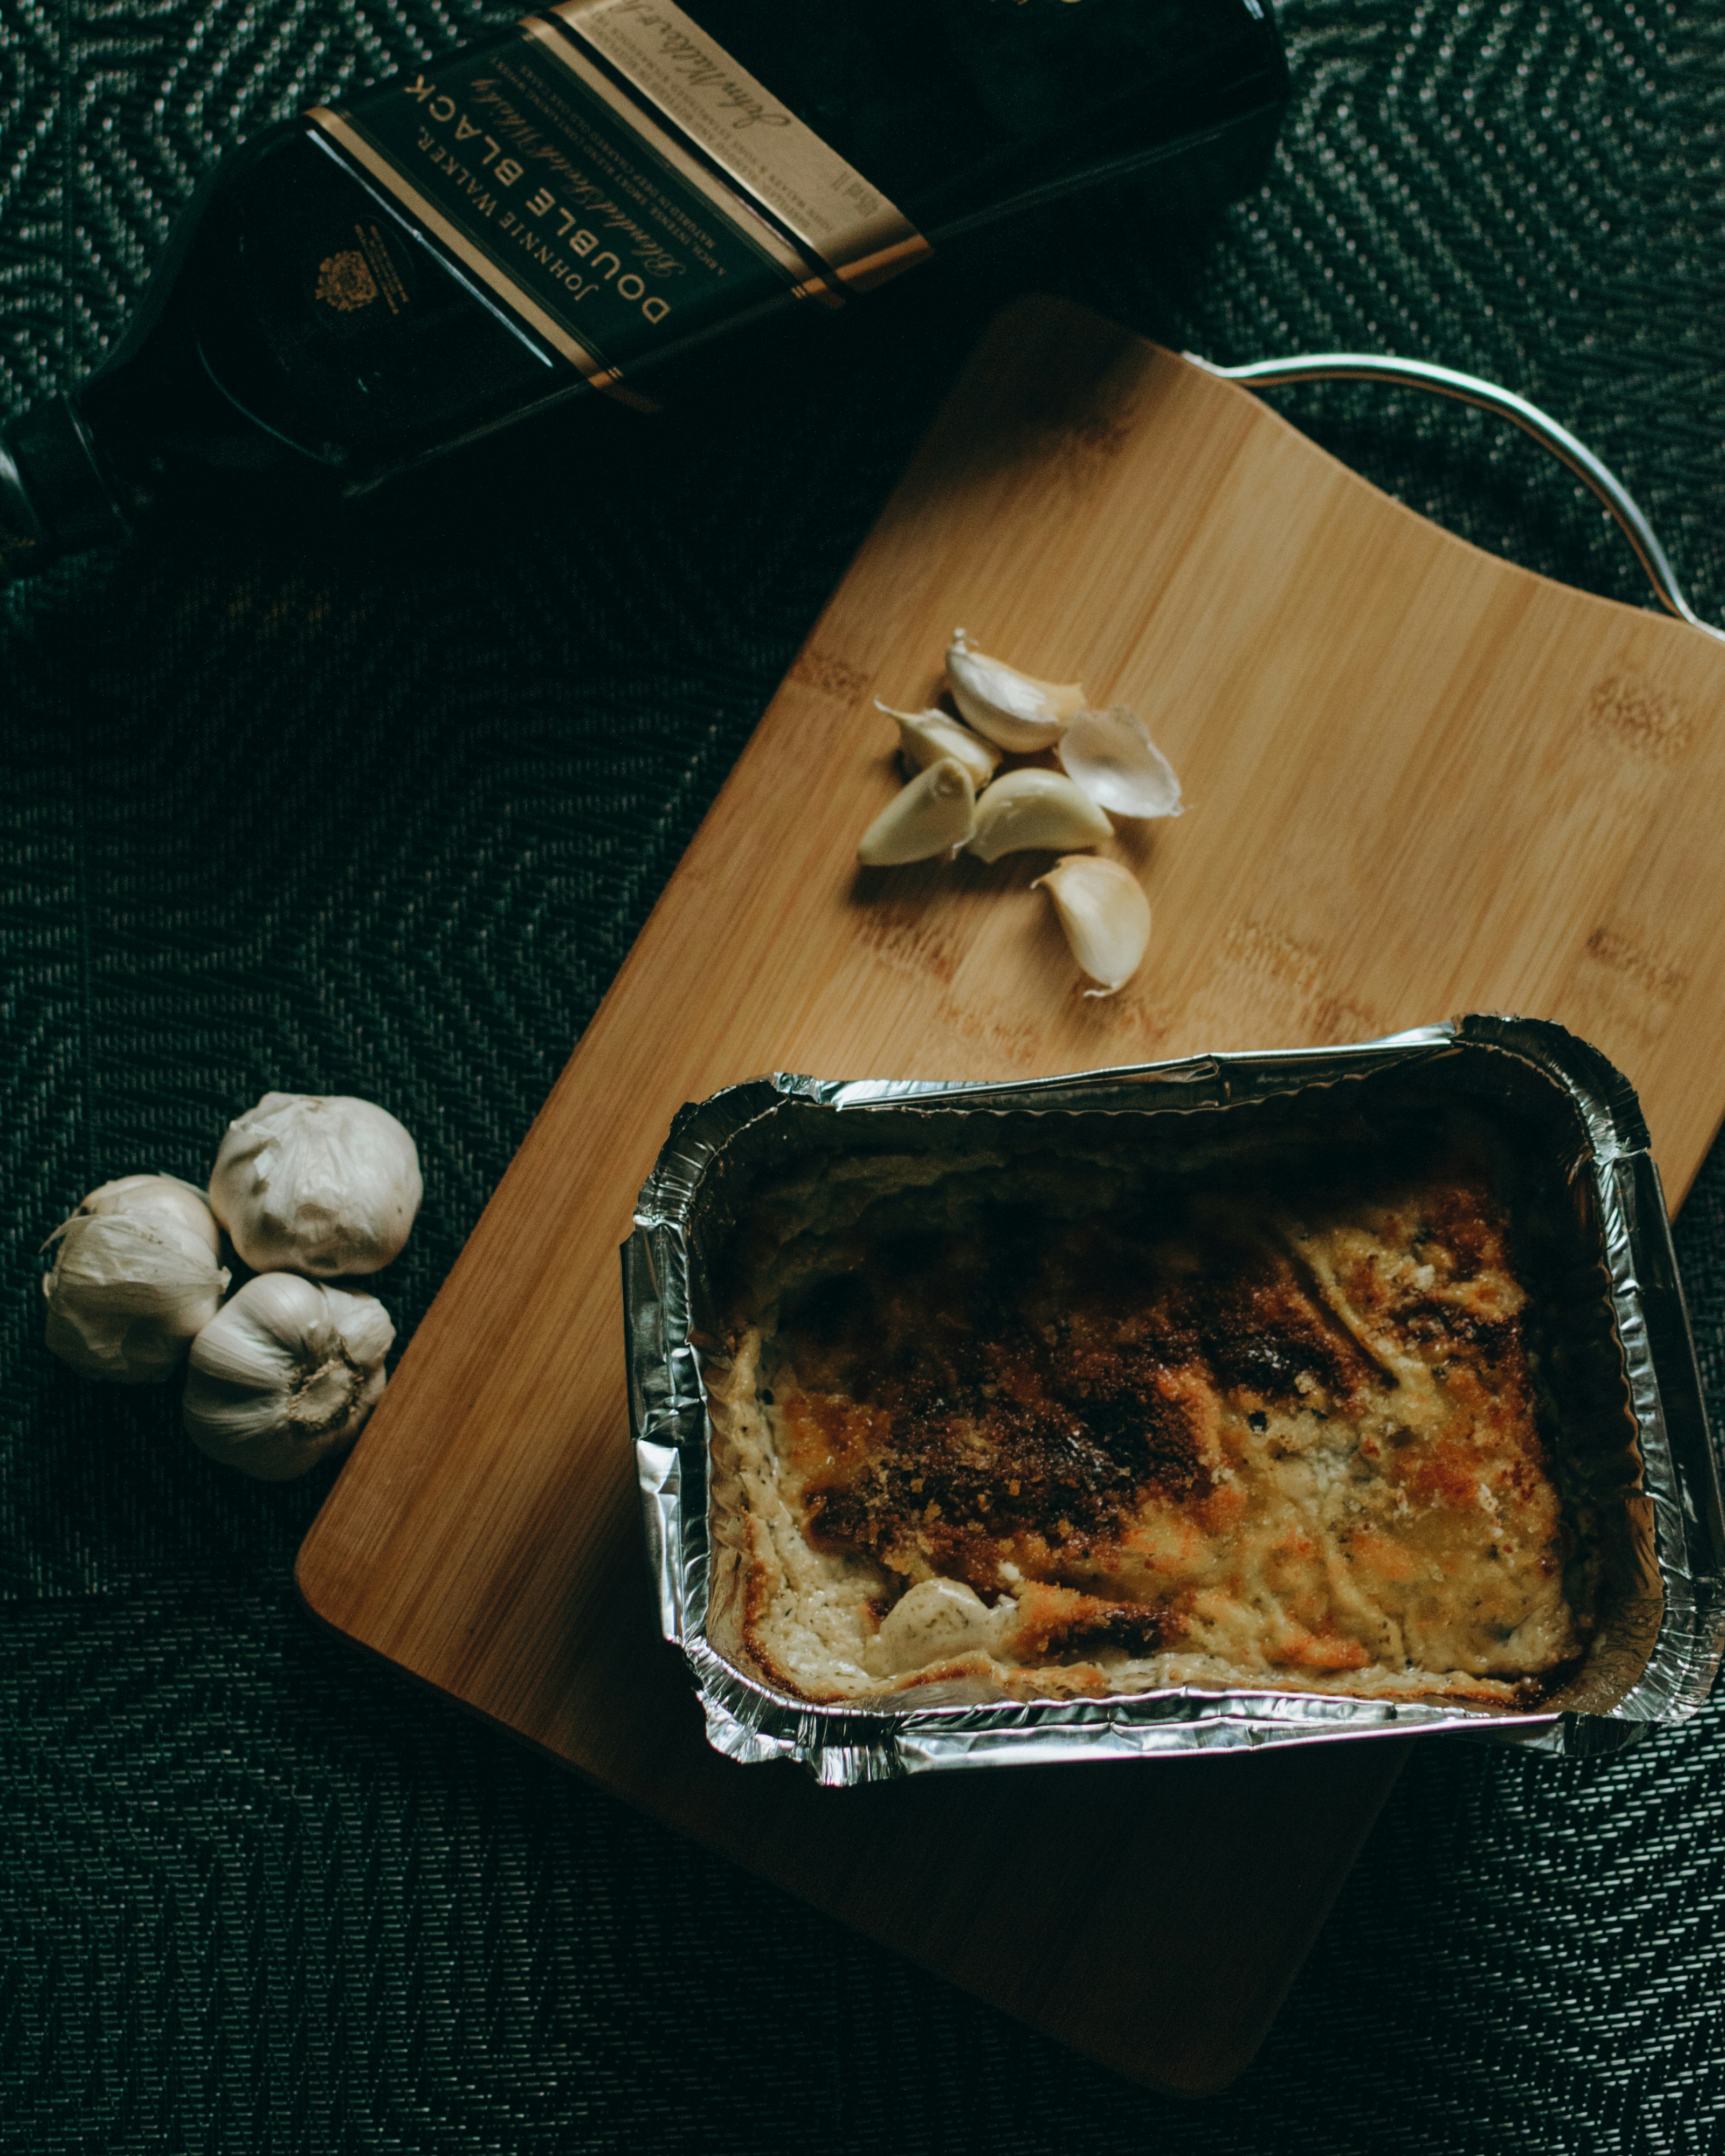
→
(709, 1142, 1588, 1708)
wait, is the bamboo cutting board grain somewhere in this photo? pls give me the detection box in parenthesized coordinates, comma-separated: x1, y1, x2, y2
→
(298, 297, 1725, 2095)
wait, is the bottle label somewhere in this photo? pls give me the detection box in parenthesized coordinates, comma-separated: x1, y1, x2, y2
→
(307, 8, 925, 404)
(551, 0, 927, 289)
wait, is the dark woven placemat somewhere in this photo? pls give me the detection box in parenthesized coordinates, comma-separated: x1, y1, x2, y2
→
(6, 0, 1725, 2145)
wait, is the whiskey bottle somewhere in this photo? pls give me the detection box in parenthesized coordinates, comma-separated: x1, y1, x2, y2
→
(0, 0, 1287, 574)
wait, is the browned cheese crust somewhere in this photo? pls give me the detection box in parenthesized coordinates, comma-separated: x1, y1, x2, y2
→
(706, 1146, 1589, 1709)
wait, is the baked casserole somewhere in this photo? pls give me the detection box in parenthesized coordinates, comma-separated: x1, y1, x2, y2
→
(704, 1125, 1593, 1708)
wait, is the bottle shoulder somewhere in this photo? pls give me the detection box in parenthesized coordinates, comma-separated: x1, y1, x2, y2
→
(87, 122, 321, 383)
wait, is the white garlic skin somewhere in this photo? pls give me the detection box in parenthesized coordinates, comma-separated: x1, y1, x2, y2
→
(1033, 854, 1153, 996)
(946, 630, 1085, 752)
(965, 769, 1114, 862)
(1057, 704, 1184, 819)
(857, 757, 977, 866)
(183, 1272, 395, 1481)
(43, 1175, 231, 1384)
(877, 699, 999, 791)
(209, 1093, 422, 1277)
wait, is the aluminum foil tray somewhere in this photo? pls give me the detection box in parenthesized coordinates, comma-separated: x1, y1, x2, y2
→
(623, 1017, 1725, 1785)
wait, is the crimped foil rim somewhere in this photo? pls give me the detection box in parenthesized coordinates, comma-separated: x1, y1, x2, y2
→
(624, 1016, 1725, 1782)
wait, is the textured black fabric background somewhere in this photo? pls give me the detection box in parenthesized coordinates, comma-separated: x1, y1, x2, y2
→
(5, 1, 1725, 2147)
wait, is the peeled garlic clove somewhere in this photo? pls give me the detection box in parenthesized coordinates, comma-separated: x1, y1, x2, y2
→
(183, 1272, 395, 1481)
(857, 756, 976, 866)
(876, 699, 999, 791)
(1057, 704, 1184, 819)
(946, 629, 1085, 752)
(209, 1093, 422, 1277)
(965, 768, 1113, 862)
(42, 1174, 231, 1384)
(865, 1577, 1009, 1677)
(1033, 854, 1152, 996)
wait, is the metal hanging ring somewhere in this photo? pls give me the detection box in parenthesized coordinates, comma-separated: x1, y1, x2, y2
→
(1183, 350, 1722, 644)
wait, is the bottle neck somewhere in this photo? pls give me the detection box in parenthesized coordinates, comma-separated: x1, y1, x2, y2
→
(0, 398, 132, 575)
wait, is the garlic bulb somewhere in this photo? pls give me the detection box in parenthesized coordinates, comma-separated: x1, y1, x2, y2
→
(1033, 854, 1153, 996)
(966, 769, 1113, 862)
(857, 757, 977, 866)
(877, 699, 999, 791)
(183, 1272, 395, 1481)
(1057, 705, 1184, 819)
(43, 1175, 231, 1384)
(946, 630, 1085, 752)
(209, 1093, 422, 1276)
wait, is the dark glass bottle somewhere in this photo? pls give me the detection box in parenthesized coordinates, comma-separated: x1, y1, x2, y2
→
(0, 0, 1287, 574)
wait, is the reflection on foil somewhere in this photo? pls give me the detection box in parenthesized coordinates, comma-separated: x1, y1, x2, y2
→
(623, 1018, 1725, 1785)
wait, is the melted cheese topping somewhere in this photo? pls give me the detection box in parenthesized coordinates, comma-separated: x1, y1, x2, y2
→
(704, 1150, 1586, 1708)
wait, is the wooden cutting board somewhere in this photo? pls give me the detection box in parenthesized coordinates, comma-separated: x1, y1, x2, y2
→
(298, 295, 1725, 2096)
